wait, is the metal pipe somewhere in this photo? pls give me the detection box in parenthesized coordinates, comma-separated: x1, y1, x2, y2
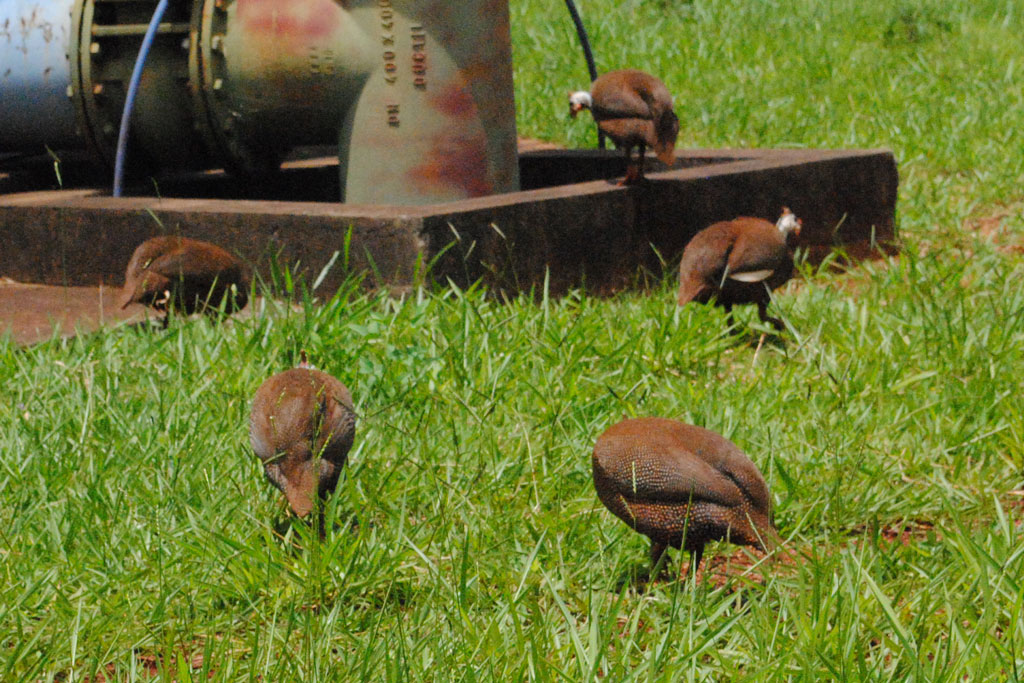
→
(1, 0, 522, 205)
(0, 1, 83, 152)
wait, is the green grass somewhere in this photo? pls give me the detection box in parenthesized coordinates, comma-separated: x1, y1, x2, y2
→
(3, 0, 1024, 679)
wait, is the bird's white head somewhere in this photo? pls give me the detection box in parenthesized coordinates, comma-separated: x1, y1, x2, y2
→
(776, 207, 802, 237)
(568, 91, 593, 118)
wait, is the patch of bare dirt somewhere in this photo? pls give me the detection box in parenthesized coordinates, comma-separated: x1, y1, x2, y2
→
(964, 204, 1024, 255)
(1002, 489, 1024, 528)
(846, 519, 939, 548)
(615, 615, 653, 639)
(783, 244, 899, 299)
(678, 545, 795, 590)
(77, 650, 208, 682)
(1003, 489, 1024, 510)
(0, 280, 148, 346)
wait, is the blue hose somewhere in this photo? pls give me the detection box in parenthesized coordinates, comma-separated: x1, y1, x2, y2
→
(112, 0, 171, 197)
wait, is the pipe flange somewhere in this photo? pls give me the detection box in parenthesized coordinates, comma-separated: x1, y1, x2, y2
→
(195, 0, 284, 177)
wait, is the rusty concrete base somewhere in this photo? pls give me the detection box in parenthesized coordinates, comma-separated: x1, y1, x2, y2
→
(0, 280, 149, 345)
(0, 148, 898, 298)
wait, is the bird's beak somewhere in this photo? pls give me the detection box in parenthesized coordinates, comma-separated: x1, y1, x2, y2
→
(118, 284, 135, 310)
(795, 219, 803, 236)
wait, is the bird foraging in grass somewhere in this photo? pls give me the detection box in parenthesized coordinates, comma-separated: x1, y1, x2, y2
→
(249, 353, 356, 519)
(592, 417, 779, 576)
(677, 207, 803, 331)
(119, 236, 249, 321)
(569, 69, 679, 184)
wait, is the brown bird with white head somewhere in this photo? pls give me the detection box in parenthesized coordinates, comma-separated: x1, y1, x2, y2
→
(677, 208, 803, 331)
(249, 353, 356, 518)
(569, 69, 679, 184)
(592, 417, 779, 575)
(119, 236, 249, 319)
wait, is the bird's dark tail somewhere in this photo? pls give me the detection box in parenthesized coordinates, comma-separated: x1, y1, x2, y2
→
(655, 109, 679, 166)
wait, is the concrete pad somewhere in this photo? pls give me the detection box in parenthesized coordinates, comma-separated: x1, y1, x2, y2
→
(0, 280, 148, 346)
(0, 147, 898, 299)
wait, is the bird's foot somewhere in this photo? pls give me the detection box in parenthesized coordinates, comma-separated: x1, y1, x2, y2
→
(725, 310, 742, 336)
(680, 547, 705, 584)
(679, 561, 705, 584)
(649, 541, 669, 578)
(756, 302, 786, 333)
(617, 165, 646, 186)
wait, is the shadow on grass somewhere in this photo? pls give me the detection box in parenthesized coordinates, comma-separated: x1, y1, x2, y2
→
(613, 546, 783, 597)
(270, 511, 363, 548)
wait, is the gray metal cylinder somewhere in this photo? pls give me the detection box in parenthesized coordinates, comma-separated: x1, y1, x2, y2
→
(0, 0, 82, 151)
(0, 0, 521, 204)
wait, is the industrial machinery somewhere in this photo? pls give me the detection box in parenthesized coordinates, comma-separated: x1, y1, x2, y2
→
(0, 0, 520, 204)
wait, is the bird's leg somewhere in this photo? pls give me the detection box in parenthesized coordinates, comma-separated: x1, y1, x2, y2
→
(724, 303, 739, 334)
(649, 541, 668, 575)
(636, 142, 647, 181)
(688, 545, 704, 582)
(757, 301, 785, 332)
(618, 146, 640, 185)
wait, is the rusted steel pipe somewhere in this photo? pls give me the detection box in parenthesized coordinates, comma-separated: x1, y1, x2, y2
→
(0, 0, 521, 204)
(0, 1, 82, 151)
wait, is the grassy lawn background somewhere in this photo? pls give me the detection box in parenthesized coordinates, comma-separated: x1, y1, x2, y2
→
(2, 0, 1024, 679)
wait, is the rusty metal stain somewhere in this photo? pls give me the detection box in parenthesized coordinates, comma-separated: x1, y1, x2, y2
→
(236, 0, 342, 42)
(0, 5, 57, 54)
(429, 82, 475, 120)
(337, 0, 519, 203)
(410, 132, 491, 197)
(405, 80, 491, 196)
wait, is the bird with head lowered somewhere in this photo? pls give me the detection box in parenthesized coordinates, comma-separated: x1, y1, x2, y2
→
(592, 417, 780, 577)
(677, 208, 803, 331)
(119, 235, 249, 322)
(569, 69, 679, 185)
(249, 352, 356, 521)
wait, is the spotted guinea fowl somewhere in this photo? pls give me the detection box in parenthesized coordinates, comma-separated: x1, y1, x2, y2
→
(677, 208, 802, 331)
(592, 417, 778, 574)
(119, 236, 248, 319)
(569, 69, 679, 184)
(249, 353, 356, 518)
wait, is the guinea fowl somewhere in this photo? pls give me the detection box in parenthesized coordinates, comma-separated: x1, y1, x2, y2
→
(592, 417, 779, 574)
(569, 69, 679, 184)
(677, 208, 802, 331)
(249, 354, 356, 518)
(119, 236, 249, 319)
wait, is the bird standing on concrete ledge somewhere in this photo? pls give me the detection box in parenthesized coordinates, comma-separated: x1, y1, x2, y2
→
(119, 235, 249, 320)
(569, 69, 679, 184)
(677, 208, 803, 331)
(592, 417, 779, 575)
